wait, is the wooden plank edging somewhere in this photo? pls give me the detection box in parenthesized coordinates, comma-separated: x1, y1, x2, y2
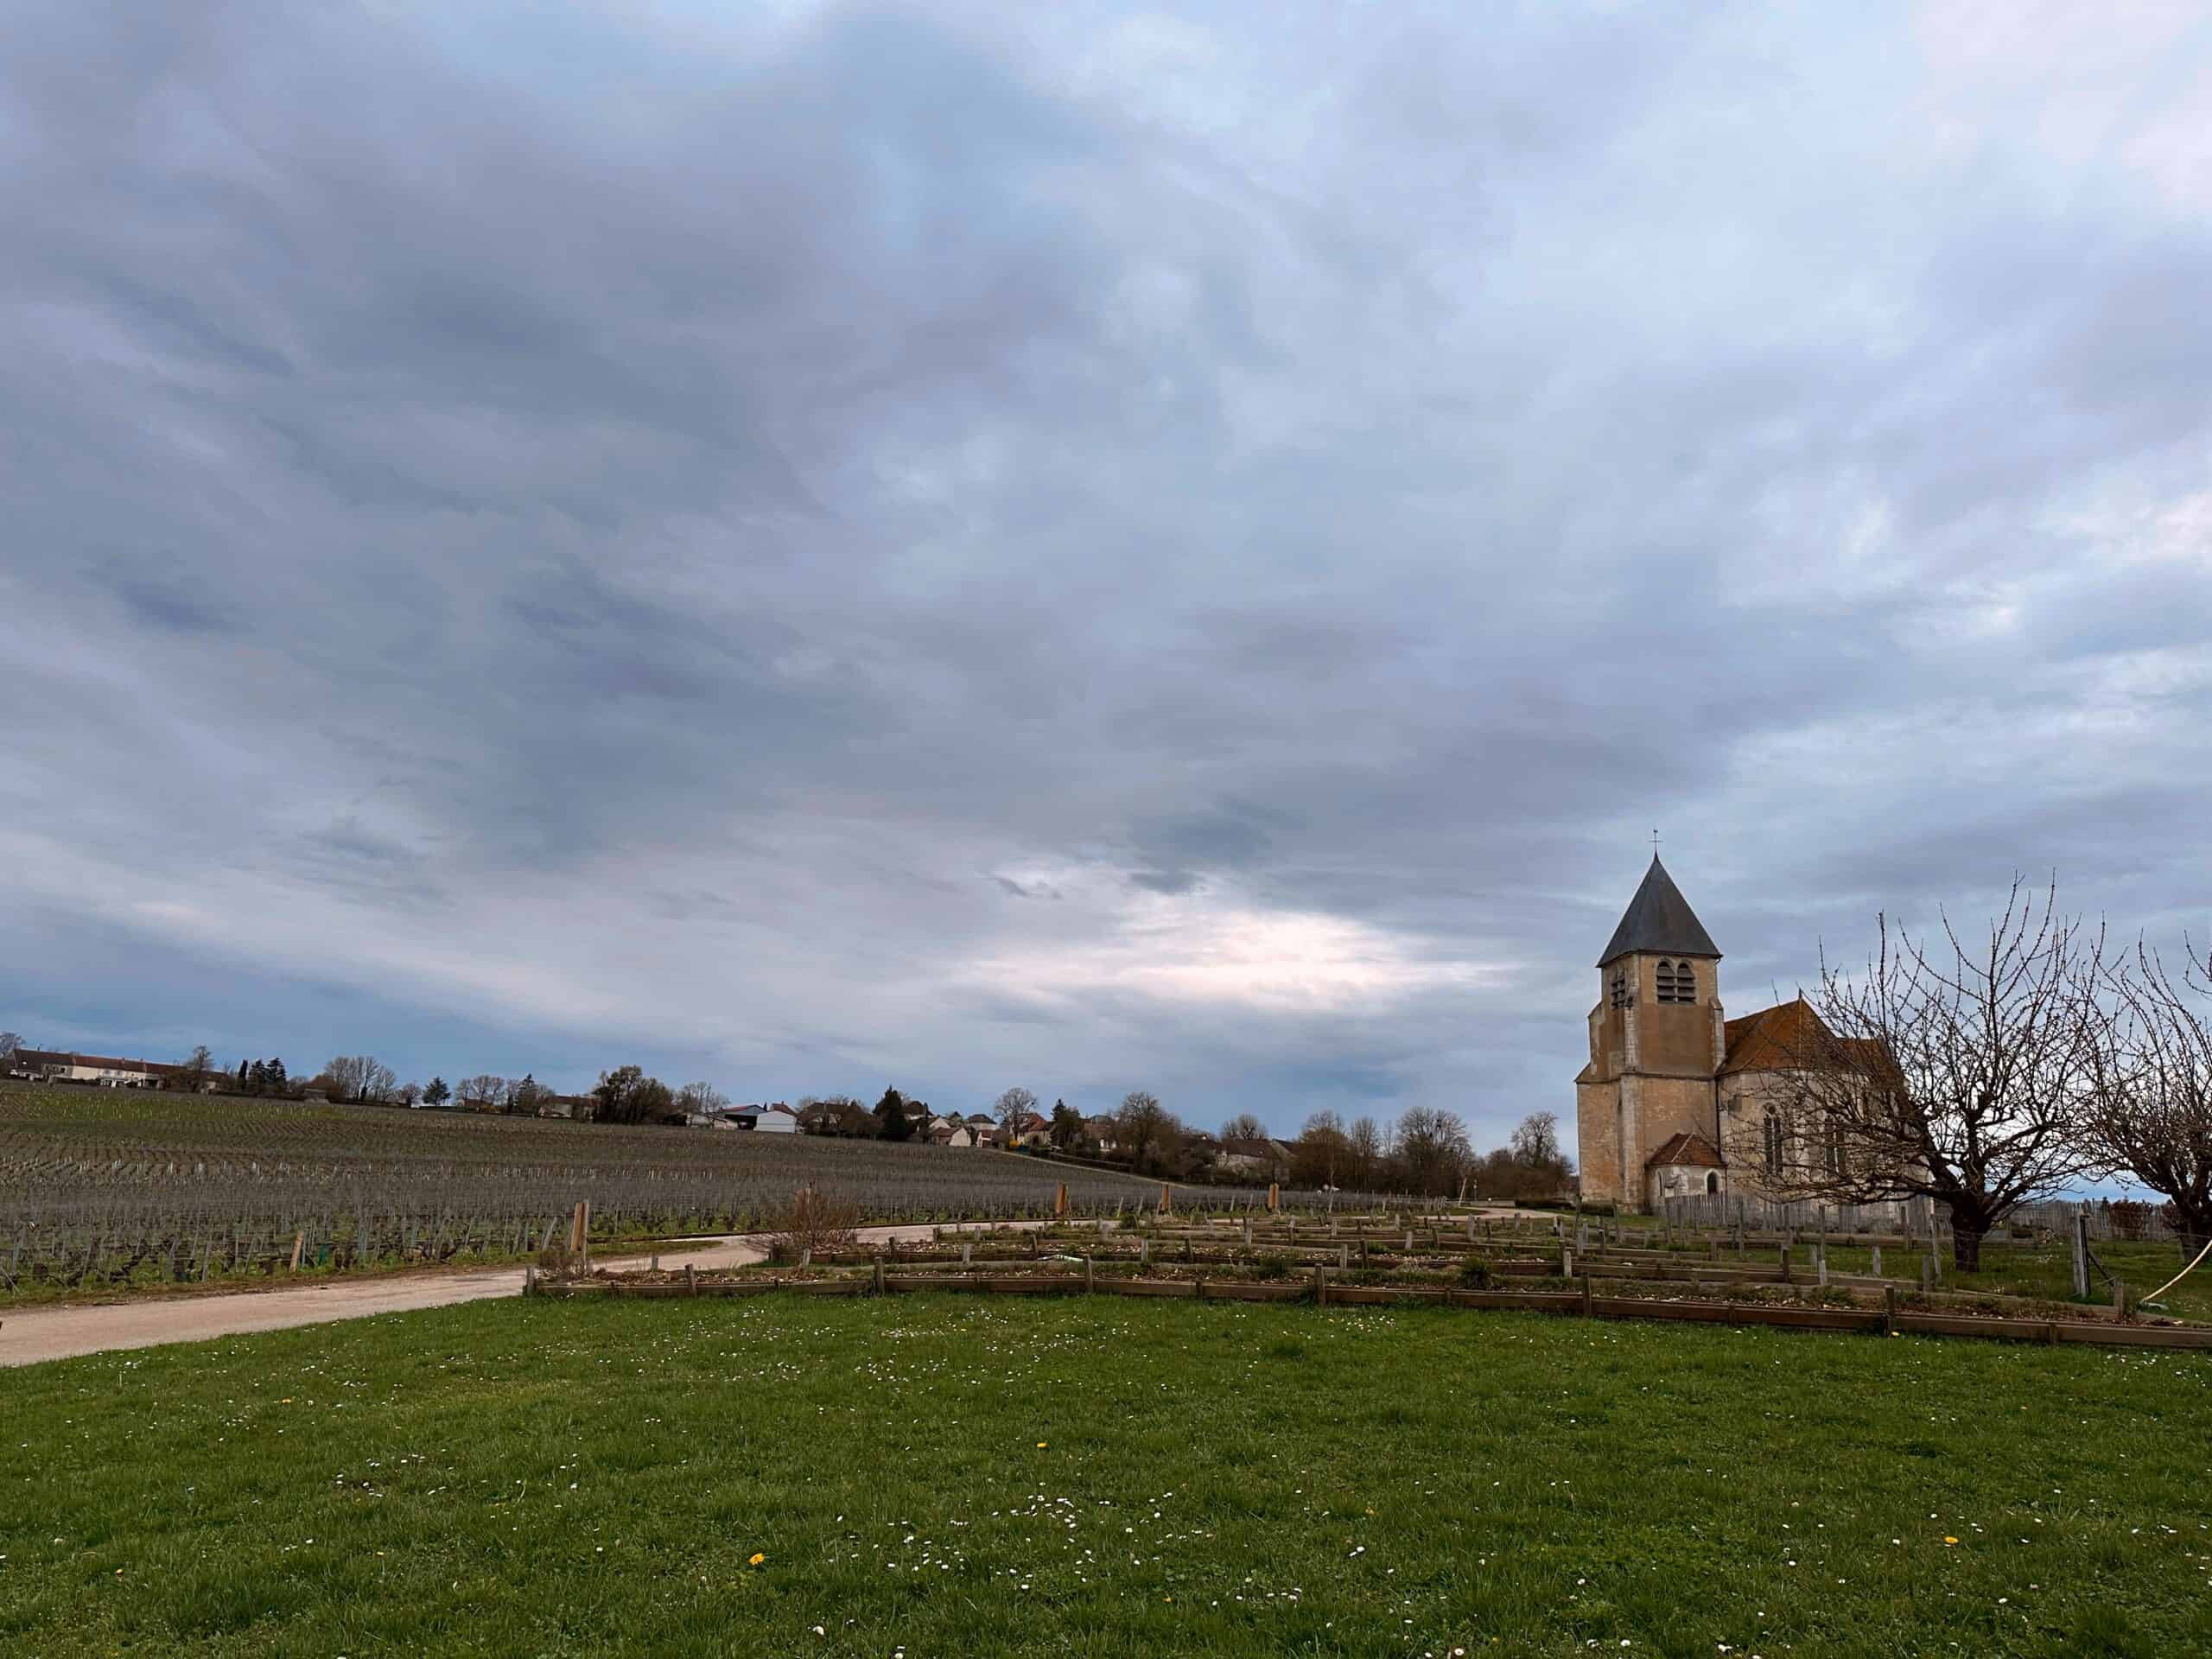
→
(527, 1274, 2212, 1348)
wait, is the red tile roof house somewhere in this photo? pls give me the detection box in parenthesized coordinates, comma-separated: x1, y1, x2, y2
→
(8, 1049, 201, 1090)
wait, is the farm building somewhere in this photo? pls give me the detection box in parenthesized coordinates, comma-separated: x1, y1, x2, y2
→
(729, 1103, 799, 1133)
(928, 1117, 980, 1147)
(7, 1049, 201, 1089)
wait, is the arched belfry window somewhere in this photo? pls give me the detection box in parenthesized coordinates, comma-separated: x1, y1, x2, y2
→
(1609, 969, 1631, 1008)
(1656, 959, 1694, 1003)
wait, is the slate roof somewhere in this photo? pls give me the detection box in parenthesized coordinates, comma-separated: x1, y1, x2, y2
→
(1597, 856, 1721, 966)
(12, 1049, 183, 1075)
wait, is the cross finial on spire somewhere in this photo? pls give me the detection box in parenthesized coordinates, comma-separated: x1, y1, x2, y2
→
(1651, 827, 1661, 854)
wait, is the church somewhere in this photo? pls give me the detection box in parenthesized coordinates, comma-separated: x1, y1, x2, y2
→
(1573, 855, 1852, 1212)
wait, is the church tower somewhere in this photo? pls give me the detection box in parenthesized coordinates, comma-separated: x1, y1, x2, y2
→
(1574, 856, 1728, 1209)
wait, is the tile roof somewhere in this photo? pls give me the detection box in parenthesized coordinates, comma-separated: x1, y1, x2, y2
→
(1721, 998, 1893, 1077)
(1646, 1131, 1725, 1170)
(1597, 855, 1720, 966)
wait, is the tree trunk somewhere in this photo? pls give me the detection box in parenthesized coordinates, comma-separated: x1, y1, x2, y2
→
(1950, 1224, 1984, 1274)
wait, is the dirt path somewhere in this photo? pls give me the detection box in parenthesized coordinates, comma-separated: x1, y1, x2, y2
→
(0, 1221, 1037, 1370)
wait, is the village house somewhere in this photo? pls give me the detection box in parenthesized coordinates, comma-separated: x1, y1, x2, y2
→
(1215, 1137, 1291, 1179)
(7, 1049, 202, 1090)
(1574, 856, 1899, 1215)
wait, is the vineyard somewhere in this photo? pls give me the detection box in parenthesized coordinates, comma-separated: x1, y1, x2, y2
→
(0, 1084, 1362, 1297)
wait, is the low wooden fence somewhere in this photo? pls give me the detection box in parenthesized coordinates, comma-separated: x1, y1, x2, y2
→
(527, 1268, 2212, 1351)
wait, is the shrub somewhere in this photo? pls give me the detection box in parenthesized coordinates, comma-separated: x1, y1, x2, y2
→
(1458, 1259, 1492, 1289)
(765, 1188, 862, 1263)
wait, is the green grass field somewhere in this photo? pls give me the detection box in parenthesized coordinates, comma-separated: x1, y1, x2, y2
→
(5, 1296, 2209, 1656)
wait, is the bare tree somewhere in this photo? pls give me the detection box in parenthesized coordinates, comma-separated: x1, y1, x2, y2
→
(502, 1074, 550, 1116)
(183, 1045, 215, 1091)
(1773, 878, 2106, 1270)
(397, 1080, 424, 1107)
(455, 1073, 506, 1111)
(591, 1065, 679, 1125)
(323, 1055, 397, 1103)
(1345, 1116, 1383, 1188)
(1219, 1112, 1266, 1141)
(0, 1031, 21, 1063)
(676, 1080, 731, 1120)
(993, 1085, 1039, 1146)
(1291, 1109, 1350, 1189)
(1114, 1090, 1181, 1173)
(1393, 1106, 1473, 1198)
(2081, 944, 2212, 1249)
(1509, 1111, 1563, 1168)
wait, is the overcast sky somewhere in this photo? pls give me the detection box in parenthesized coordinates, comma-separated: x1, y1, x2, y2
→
(4, 2, 2210, 1138)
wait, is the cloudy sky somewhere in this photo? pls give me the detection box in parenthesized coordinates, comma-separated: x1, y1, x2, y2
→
(4, 2, 2210, 1139)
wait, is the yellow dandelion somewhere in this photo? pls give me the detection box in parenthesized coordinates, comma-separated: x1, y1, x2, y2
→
(1037, 1442, 1048, 1448)
(749, 1552, 766, 1566)
(1943, 1537, 1959, 1547)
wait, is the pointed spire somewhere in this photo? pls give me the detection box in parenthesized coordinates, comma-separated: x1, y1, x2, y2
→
(1597, 855, 1720, 967)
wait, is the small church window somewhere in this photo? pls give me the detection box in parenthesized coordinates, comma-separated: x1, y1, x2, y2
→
(1763, 1111, 1783, 1175)
(1706, 1172, 1719, 1196)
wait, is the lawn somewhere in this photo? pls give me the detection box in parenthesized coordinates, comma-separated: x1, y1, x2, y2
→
(3, 1296, 2209, 1657)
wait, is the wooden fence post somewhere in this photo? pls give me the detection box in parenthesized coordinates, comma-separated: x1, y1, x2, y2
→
(2113, 1280, 2133, 1321)
(873, 1254, 886, 1295)
(2072, 1213, 2090, 1300)
(1160, 1182, 1171, 1215)
(1313, 1263, 1327, 1307)
(1054, 1182, 1068, 1218)
(1084, 1255, 1094, 1293)
(686, 1263, 697, 1294)
(289, 1232, 305, 1273)
(1870, 1243, 1882, 1277)
(1581, 1272, 1594, 1318)
(1884, 1283, 1897, 1335)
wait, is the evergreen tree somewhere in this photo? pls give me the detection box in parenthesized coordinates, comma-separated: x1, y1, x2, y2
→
(1050, 1098, 1084, 1150)
(874, 1086, 914, 1142)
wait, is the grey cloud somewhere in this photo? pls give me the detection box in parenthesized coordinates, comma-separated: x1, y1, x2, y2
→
(4, 3, 2212, 1141)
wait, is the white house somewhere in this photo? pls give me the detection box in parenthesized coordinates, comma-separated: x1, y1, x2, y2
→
(10, 1049, 189, 1089)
